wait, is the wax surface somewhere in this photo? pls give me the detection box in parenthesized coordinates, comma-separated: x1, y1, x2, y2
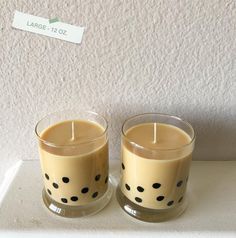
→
(39, 120, 108, 206)
(41, 120, 105, 145)
(125, 123, 191, 150)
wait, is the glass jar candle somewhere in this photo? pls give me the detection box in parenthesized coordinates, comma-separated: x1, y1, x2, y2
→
(116, 113, 195, 222)
(35, 110, 113, 217)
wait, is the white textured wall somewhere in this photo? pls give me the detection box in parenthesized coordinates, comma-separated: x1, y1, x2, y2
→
(0, 0, 235, 180)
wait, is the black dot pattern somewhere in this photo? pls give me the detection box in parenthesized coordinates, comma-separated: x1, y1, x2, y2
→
(123, 179, 186, 208)
(45, 173, 49, 180)
(43, 169, 108, 205)
(167, 201, 174, 206)
(92, 192, 98, 198)
(137, 186, 144, 192)
(135, 197, 142, 203)
(71, 196, 78, 201)
(156, 196, 164, 201)
(81, 187, 89, 194)
(177, 181, 183, 187)
(125, 184, 130, 191)
(122, 163, 125, 170)
(178, 197, 183, 203)
(53, 183, 59, 189)
(62, 177, 69, 183)
(95, 174, 101, 181)
(152, 183, 161, 189)
(61, 198, 68, 203)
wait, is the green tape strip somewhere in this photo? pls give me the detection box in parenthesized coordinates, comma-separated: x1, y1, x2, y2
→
(49, 17, 59, 24)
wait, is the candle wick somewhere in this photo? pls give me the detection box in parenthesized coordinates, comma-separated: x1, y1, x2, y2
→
(71, 121, 75, 141)
(153, 122, 157, 144)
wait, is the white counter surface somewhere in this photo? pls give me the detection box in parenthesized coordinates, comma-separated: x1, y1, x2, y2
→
(0, 160, 235, 237)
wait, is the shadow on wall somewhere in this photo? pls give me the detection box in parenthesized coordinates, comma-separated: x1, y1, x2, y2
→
(107, 103, 236, 161)
(190, 116, 236, 161)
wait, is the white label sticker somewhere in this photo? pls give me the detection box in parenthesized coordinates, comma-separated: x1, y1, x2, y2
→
(49, 204, 61, 214)
(12, 11, 84, 44)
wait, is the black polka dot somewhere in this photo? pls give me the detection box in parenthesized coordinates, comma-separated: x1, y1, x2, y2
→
(95, 174, 101, 181)
(156, 196, 164, 201)
(137, 186, 144, 192)
(71, 196, 78, 201)
(62, 177, 69, 183)
(61, 198, 67, 203)
(125, 184, 130, 191)
(81, 187, 89, 193)
(92, 192, 98, 198)
(135, 197, 142, 203)
(167, 201, 174, 206)
(53, 183, 59, 189)
(152, 183, 161, 189)
(105, 176, 108, 184)
(45, 173, 49, 180)
(122, 163, 125, 170)
(47, 189, 51, 195)
(177, 181, 183, 187)
(178, 197, 183, 203)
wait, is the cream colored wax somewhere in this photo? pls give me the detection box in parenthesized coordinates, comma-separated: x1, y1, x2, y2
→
(121, 123, 192, 210)
(39, 120, 108, 206)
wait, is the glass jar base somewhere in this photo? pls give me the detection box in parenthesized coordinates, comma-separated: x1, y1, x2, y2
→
(42, 180, 113, 218)
(116, 186, 187, 222)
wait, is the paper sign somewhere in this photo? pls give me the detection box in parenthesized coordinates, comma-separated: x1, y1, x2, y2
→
(12, 11, 84, 44)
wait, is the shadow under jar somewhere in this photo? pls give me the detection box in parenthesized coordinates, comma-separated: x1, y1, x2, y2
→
(116, 113, 195, 222)
(35, 110, 112, 218)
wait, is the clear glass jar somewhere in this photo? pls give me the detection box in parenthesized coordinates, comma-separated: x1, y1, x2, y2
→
(116, 113, 195, 222)
(35, 110, 113, 217)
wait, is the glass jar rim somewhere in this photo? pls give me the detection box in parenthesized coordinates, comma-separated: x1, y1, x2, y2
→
(35, 110, 108, 148)
(122, 113, 195, 152)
